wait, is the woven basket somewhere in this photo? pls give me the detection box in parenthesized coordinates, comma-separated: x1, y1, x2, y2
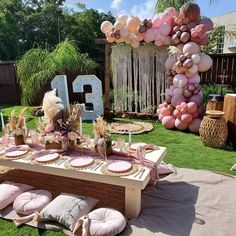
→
(199, 115, 228, 148)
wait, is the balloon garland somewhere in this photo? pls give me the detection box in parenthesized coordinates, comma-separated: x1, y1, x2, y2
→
(100, 3, 213, 133)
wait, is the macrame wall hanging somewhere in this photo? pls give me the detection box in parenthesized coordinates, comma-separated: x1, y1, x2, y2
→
(111, 45, 167, 113)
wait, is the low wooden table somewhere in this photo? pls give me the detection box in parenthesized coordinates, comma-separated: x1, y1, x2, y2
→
(0, 146, 166, 218)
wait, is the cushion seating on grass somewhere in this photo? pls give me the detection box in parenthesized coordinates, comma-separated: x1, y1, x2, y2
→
(81, 208, 126, 236)
(0, 181, 33, 210)
(36, 193, 98, 232)
(13, 190, 52, 215)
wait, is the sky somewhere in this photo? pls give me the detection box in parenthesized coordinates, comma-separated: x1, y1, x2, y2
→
(64, 0, 236, 19)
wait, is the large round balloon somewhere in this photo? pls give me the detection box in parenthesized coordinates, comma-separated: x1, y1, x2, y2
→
(186, 102, 197, 113)
(198, 54, 213, 72)
(175, 118, 188, 130)
(188, 74, 200, 84)
(189, 118, 202, 133)
(181, 113, 193, 124)
(189, 94, 203, 106)
(162, 115, 175, 129)
(171, 94, 186, 107)
(183, 42, 200, 55)
(152, 14, 162, 28)
(173, 74, 188, 88)
(101, 21, 113, 34)
(144, 28, 157, 42)
(127, 17, 140, 32)
(180, 3, 200, 22)
(200, 18, 214, 31)
(159, 22, 171, 36)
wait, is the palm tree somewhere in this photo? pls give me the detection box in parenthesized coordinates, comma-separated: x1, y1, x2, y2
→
(17, 39, 98, 105)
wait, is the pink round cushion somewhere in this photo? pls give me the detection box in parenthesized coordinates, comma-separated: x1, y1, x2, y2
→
(87, 208, 126, 236)
(13, 190, 52, 215)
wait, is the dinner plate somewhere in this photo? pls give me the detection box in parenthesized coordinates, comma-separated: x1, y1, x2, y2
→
(5, 149, 28, 158)
(106, 160, 132, 173)
(130, 142, 147, 150)
(69, 156, 94, 168)
(35, 153, 59, 163)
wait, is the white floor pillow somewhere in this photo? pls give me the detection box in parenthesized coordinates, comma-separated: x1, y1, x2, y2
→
(13, 189, 52, 215)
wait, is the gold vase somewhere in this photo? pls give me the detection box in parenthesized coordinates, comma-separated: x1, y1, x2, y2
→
(45, 142, 62, 150)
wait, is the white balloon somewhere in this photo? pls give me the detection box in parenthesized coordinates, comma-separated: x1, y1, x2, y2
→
(118, 15, 128, 25)
(188, 64, 198, 74)
(100, 21, 113, 34)
(191, 54, 201, 64)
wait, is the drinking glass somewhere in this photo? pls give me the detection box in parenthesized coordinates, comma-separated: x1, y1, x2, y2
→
(117, 137, 125, 152)
(136, 146, 145, 163)
(30, 130, 39, 146)
(2, 135, 10, 147)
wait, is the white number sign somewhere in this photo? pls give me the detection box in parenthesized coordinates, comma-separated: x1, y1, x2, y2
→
(73, 75, 104, 120)
(51, 74, 103, 120)
(51, 75, 70, 108)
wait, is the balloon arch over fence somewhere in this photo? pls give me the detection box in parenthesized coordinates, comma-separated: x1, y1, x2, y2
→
(100, 3, 213, 133)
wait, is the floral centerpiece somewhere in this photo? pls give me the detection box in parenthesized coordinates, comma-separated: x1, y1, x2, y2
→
(7, 108, 27, 145)
(37, 89, 82, 150)
(93, 116, 112, 156)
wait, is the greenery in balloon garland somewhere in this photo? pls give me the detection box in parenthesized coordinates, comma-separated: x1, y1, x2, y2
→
(17, 39, 98, 105)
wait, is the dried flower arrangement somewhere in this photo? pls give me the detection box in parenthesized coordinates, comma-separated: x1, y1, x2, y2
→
(93, 116, 112, 155)
(38, 89, 82, 150)
(7, 108, 27, 145)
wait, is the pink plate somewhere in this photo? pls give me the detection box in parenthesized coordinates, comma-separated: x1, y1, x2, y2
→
(5, 150, 28, 158)
(130, 142, 147, 150)
(107, 161, 132, 173)
(69, 157, 94, 168)
(36, 153, 59, 163)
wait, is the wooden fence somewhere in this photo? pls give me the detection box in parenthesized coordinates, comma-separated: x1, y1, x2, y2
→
(200, 53, 236, 88)
(0, 53, 236, 105)
(0, 61, 20, 104)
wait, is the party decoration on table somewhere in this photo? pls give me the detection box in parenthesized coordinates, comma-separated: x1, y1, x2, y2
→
(107, 121, 153, 134)
(69, 156, 94, 168)
(93, 117, 112, 157)
(7, 108, 28, 145)
(38, 89, 82, 151)
(101, 3, 213, 133)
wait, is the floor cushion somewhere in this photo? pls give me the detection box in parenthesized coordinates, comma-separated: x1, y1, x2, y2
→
(13, 190, 52, 215)
(84, 208, 126, 236)
(36, 192, 98, 232)
(0, 181, 33, 210)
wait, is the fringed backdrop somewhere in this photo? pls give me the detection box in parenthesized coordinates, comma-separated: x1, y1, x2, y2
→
(111, 45, 167, 113)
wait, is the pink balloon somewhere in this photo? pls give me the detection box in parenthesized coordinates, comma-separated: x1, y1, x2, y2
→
(188, 74, 200, 84)
(164, 36, 171, 45)
(175, 118, 188, 130)
(155, 39, 163, 47)
(189, 118, 202, 133)
(181, 108, 187, 114)
(189, 94, 203, 106)
(195, 24, 206, 33)
(164, 7, 177, 18)
(173, 74, 188, 88)
(160, 107, 171, 116)
(159, 22, 171, 36)
(171, 94, 186, 107)
(185, 71, 197, 78)
(183, 42, 200, 55)
(180, 102, 187, 109)
(152, 15, 162, 28)
(166, 95, 172, 103)
(199, 33, 209, 45)
(173, 87, 182, 95)
(159, 103, 165, 109)
(187, 102, 197, 113)
(191, 30, 198, 38)
(162, 115, 175, 129)
(144, 28, 157, 42)
(181, 113, 193, 124)
(173, 109, 181, 118)
(198, 106, 204, 116)
(159, 114, 164, 121)
(192, 110, 199, 119)
(198, 54, 212, 72)
(200, 18, 213, 31)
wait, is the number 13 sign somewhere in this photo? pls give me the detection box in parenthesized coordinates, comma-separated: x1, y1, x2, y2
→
(51, 74, 104, 120)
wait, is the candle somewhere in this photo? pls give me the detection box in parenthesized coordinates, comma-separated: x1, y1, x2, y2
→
(128, 124, 132, 146)
(0, 111, 5, 131)
(80, 116, 83, 137)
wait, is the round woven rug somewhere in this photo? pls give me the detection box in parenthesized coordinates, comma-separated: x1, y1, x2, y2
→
(107, 121, 154, 134)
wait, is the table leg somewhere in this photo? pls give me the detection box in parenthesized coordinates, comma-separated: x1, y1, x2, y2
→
(125, 187, 141, 218)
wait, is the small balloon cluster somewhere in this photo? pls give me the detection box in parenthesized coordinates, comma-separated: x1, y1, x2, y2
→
(100, 3, 213, 49)
(100, 2, 214, 133)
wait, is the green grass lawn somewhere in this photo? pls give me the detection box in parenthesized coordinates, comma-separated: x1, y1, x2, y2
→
(0, 105, 236, 235)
